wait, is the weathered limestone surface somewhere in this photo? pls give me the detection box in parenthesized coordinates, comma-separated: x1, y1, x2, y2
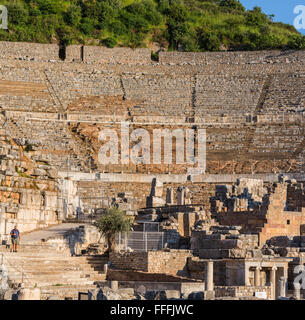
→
(211, 178, 305, 245)
(0, 41, 305, 242)
(1, 42, 305, 300)
(159, 50, 305, 66)
(0, 46, 303, 180)
(109, 250, 191, 276)
(0, 129, 60, 237)
(0, 225, 109, 300)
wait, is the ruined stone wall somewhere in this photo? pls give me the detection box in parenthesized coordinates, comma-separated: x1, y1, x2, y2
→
(214, 286, 271, 299)
(260, 209, 305, 245)
(255, 182, 305, 244)
(76, 180, 215, 211)
(0, 41, 60, 61)
(110, 251, 149, 272)
(0, 129, 60, 237)
(77, 180, 152, 210)
(1, 41, 304, 68)
(65, 45, 83, 62)
(83, 46, 151, 65)
(159, 50, 305, 65)
(187, 258, 227, 285)
(215, 182, 305, 245)
(216, 212, 267, 235)
(0, 42, 151, 65)
(147, 250, 191, 275)
(110, 250, 191, 276)
(287, 183, 305, 211)
(66, 45, 151, 64)
(191, 232, 259, 251)
(107, 270, 196, 283)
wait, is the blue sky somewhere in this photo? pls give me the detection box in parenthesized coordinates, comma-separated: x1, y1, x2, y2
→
(240, 0, 305, 35)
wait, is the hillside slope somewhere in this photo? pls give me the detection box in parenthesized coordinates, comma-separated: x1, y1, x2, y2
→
(0, 0, 304, 51)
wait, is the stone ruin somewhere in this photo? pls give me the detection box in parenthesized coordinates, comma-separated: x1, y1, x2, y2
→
(211, 178, 267, 213)
(0, 43, 304, 232)
(0, 42, 305, 300)
(0, 128, 60, 240)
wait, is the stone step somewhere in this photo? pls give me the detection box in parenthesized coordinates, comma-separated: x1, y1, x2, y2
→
(4, 261, 106, 270)
(4, 260, 108, 268)
(6, 264, 104, 271)
(3, 255, 106, 261)
(7, 274, 104, 283)
(4, 265, 105, 272)
(6, 269, 106, 278)
(2, 254, 107, 261)
(1, 252, 72, 257)
(8, 274, 104, 282)
(1, 240, 108, 295)
(6, 269, 103, 276)
(22, 282, 97, 288)
(7, 272, 105, 279)
(8, 277, 106, 285)
(8, 270, 95, 277)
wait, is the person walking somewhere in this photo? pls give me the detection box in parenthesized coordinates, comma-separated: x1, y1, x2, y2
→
(10, 226, 20, 253)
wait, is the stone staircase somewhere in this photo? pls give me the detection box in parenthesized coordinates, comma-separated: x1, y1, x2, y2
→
(0, 243, 108, 300)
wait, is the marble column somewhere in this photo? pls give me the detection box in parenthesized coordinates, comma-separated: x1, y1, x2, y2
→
(206, 260, 214, 291)
(245, 266, 251, 286)
(254, 267, 261, 287)
(283, 266, 288, 295)
(110, 280, 118, 290)
(270, 266, 277, 300)
(278, 276, 286, 298)
(294, 283, 301, 300)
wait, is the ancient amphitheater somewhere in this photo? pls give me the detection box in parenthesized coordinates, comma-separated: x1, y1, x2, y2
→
(1, 41, 305, 300)
(0, 42, 304, 231)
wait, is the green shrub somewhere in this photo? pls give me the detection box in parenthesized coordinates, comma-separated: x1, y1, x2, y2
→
(101, 37, 118, 48)
(219, 0, 245, 12)
(198, 29, 221, 51)
(246, 6, 268, 27)
(80, 18, 95, 35)
(64, 5, 82, 27)
(7, 2, 29, 25)
(287, 35, 305, 49)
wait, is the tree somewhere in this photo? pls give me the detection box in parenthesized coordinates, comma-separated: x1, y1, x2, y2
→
(165, 2, 189, 50)
(287, 34, 305, 49)
(94, 206, 132, 254)
(198, 28, 221, 51)
(219, 0, 245, 12)
(64, 4, 82, 27)
(7, 2, 29, 25)
(246, 6, 268, 26)
(101, 37, 117, 48)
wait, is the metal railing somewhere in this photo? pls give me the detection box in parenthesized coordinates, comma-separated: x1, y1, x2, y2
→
(116, 231, 165, 252)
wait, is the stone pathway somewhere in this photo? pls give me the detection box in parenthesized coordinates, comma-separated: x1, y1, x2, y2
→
(21, 223, 85, 244)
